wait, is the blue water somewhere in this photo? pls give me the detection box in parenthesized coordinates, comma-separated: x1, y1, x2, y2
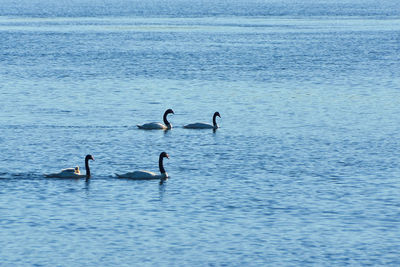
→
(1, 0, 400, 265)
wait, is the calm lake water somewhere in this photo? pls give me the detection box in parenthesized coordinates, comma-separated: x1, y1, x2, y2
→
(1, 0, 400, 266)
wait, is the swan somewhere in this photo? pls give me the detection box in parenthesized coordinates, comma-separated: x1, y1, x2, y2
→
(116, 152, 169, 180)
(137, 109, 174, 130)
(45, 155, 94, 178)
(184, 111, 221, 129)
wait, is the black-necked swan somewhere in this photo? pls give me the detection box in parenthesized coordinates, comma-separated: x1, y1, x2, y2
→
(116, 152, 169, 180)
(184, 111, 221, 129)
(137, 109, 174, 130)
(45, 155, 95, 178)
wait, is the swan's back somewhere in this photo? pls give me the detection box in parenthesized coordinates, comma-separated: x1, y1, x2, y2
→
(137, 122, 169, 130)
(116, 170, 167, 180)
(61, 168, 76, 173)
(45, 170, 85, 178)
(184, 122, 214, 129)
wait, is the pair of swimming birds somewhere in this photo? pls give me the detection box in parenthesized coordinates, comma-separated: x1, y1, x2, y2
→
(137, 109, 221, 130)
(45, 111, 221, 180)
(45, 152, 169, 180)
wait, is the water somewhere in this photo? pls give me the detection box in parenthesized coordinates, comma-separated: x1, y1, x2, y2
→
(1, 0, 400, 265)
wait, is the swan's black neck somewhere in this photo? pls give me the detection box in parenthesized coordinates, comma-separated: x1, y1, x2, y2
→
(163, 112, 170, 126)
(213, 113, 218, 128)
(159, 155, 166, 174)
(85, 157, 91, 178)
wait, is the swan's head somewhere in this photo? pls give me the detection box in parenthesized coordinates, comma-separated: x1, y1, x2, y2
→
(85, 154, 95, 161)
(165, 109, 174, 115)
(160, 152, 170, 159)
(214, 111, 221, 118)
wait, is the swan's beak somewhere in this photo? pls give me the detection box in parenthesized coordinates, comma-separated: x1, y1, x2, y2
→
(92, 157, 95, 161)
(166, 154, 170, 159)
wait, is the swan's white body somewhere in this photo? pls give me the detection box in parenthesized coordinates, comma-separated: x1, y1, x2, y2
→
(44, 155, 94, 179)
(45, 167, 86, 178)
(116, 152, 169, 180)
(137, 122, 171, 130)
(137, 109, 174, 130)
(184, 112, 220, 129)
(184, 122, 216, 129)
(116, 171, 168, 180)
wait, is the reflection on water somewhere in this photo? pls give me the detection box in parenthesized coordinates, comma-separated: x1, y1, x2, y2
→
(158, 181, 166, 199)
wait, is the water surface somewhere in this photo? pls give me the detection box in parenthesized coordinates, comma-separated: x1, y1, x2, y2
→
(1, 0, 400, 266)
